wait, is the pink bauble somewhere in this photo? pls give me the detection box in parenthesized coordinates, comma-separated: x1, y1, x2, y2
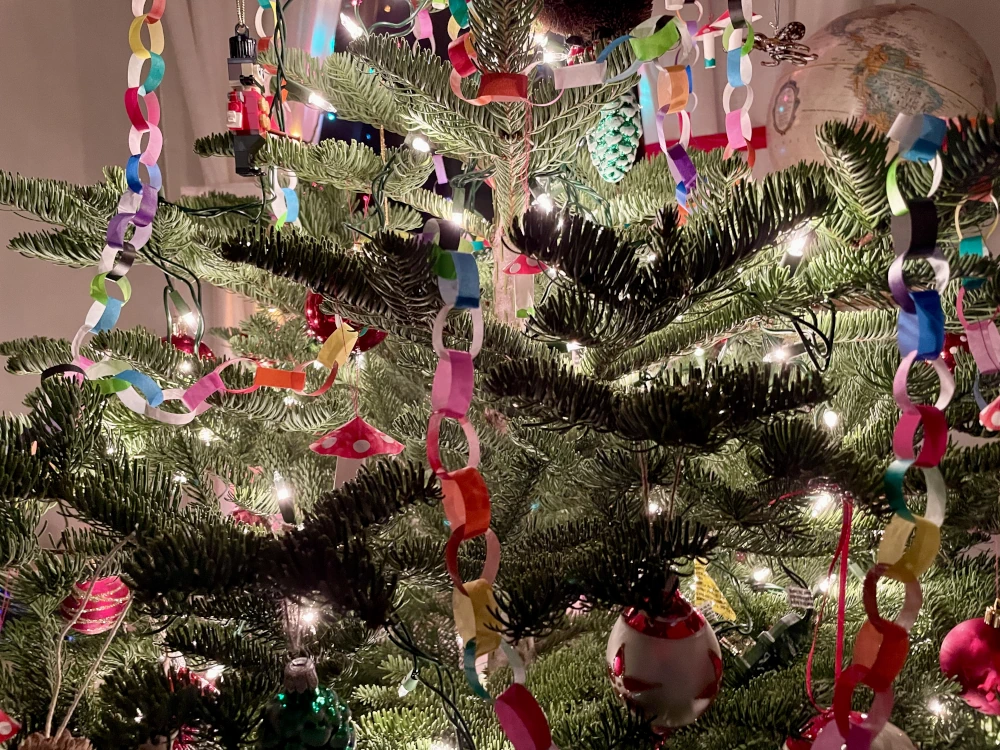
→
(785, 711, 913, 750)
(940, 617, 1000, 715)
(59, 576, 130, 635)
(605, 590, 723, 733)
(163, 334, 215, 360)
(811, 716, 915, 750)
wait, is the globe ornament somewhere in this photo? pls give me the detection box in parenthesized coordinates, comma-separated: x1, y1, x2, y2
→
(810, 716, 915, 750)
(587, 92, 643, 184)
(261, 657, 355, 749)
(766, 5, 995, 171)
(605, 588, 723, 734)
(939, 607, 1000, 716)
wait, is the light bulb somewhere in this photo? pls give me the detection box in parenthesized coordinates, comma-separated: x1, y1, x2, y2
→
(172, 473, 187, 484)
(179, 311, 198, 327)
(543, 51, 558, 63)
(566, 341, 583, 352)
(204, 665, 225, 681)
(277, 486, 292, 501)
(752, 567, 770, 583)
(817, 575, 832, 593)
(106, 445, 115, 456)
(301, 608, 318, 624)
(822, 409, 840, 429)
(533, 32, 547, 46)
(693, 346, 705, 357)
(535, 193, 554, 212)
(647, 500, 664, 515)
(198, 428, 215, 445)
(283, 395, 298, 406)
(645, 251, 658, 264)
(810, 491, 834, 517)
(787, 231, 809, 258)
(451, 210, 464, 225)
(411, 135, 431, 153)
(765, 346, 788, 363)
(178, 360, 194, 374)
(928, 698, 948, 717)
(307, 91, 336, 113)
(340, 13, 364, 39)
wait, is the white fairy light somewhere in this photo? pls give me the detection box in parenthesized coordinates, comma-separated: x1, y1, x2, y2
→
(106, 445, 115, 456)
(277, 485, 292, 502)
(283, 395, 299, 406)
(411, 135, 432, 153)
(198, 428, 215, 445)
(178, 359, 194, 374)
(693, 346, 705, 357)
(566, 341, 583, 352)
(542, 50, 559, 63)
(647, 500, 664, 515)
(179, 311, 198, 327)
(301, 608, 319, 625)
(928, 698, 948, 717)
(810, 491, 834, 517)
(822, 409, 840, 429)
(307, 91, 336, 113)
(535, 193, 554, 212)
(204, 665, 225, 681)
(817, 576, 832, 594)
(172, 472, 187, 484)
(533, 32, 547, 46)
(134, 709, 144, 723)
(645, 251, 658, 264)
(752, 567, 771, 583)
(786, 231, 810, 258)
(764, 346, 788, 363)
(340, 13, 364, 39)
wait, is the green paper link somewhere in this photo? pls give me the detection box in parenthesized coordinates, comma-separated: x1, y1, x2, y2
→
(95, 377, 133, 395)
(721, 21, 754, 56)
(463, 640, 493, 701)
(883, 459, 917, 522)
(90, 272, 133, 306)
(629, 18, 681, 61)
(886, 158, 909, 217)
(449, 0, 468, 27)
(433, 250, 458, 280)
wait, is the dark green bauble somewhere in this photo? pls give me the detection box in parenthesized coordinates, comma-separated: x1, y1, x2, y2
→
(260, 686, 355, 749)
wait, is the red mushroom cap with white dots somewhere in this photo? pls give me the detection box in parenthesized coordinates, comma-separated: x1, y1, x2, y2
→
(310, 416, 405, 458)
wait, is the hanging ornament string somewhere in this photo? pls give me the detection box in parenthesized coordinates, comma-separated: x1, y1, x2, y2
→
(426, 242, 556, 749)
(821, 113, 951, 750)
(804, 497, 853, 713)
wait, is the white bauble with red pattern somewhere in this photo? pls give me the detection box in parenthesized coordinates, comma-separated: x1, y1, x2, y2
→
(606, 589, 723, 733)
(784, 711, 915, 750)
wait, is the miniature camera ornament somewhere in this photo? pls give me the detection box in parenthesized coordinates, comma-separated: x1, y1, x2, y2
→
(606, 586, 723, 734)
(939, 598, 1000, 716)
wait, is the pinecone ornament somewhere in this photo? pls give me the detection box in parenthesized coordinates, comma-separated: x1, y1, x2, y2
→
(587, 92, 643, 183)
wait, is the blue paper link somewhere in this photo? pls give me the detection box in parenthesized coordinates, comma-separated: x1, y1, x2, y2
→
(282, 187, 299, 223)
(896, 290, 944, 360)
(91, 298, 123, 333)
(960, 235, 986, 289)
(126, 156, 163, 193)
(463, 640, 492, 701)
(596, 35, 631, 63)
(726, 47, 746, 88)
(449, 251, 481, 310)
(685, 65, 693, 92)
(901, 115, 946, 163)
(113, 369, 165, 407)
(675, 181, 688, 207)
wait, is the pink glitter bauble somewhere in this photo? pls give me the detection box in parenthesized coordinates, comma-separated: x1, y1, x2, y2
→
(60, 577, 130, 635)
(940, 617, 1000, 715)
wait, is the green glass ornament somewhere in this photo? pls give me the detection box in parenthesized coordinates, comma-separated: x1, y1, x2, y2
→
(260, 658, 355, 749)
(586, 91, 643, 184)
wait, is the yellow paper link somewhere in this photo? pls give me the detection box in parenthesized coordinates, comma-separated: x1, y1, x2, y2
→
(877, 513, 940, 582)
(128, 14, 165, 58)
(693, 560, 736, 621)
(453, 578, 502, 657)
(317, 324, 358, 369)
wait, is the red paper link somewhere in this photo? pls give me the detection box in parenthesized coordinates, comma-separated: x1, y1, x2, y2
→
(494, 684, 553, 750)
(441, 467, 491, 537)
(254, 366, 306, 391)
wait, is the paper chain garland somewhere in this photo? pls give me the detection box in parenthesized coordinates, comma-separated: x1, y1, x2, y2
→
(427, 248, 556, 749)
(824, 114, 951, 750)
(720, 0, 755, 166)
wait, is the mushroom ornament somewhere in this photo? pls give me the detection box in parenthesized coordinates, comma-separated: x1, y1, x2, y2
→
(310, 416, 405, 487)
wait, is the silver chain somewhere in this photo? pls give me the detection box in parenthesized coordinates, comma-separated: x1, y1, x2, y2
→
(236, 0, 246, 28)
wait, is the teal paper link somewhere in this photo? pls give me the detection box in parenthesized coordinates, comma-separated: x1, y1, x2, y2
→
(883, 459, 917, 522)
(463, 640, 493, 701)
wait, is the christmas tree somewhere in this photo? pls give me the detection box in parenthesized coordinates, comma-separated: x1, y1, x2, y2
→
(3, 1, 1000, 749)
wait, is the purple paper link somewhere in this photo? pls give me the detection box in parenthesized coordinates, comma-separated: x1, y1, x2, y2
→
(106, 211, 135, 249)
(887, 254, 916, 313)
(433, 154, 448, 185)
(667, 144, 698, 186)
(130, 184, 159, 228)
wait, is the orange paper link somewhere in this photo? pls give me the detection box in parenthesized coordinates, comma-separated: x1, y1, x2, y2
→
(253, 366, 306, 391)
(441, 467, 491, 538)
